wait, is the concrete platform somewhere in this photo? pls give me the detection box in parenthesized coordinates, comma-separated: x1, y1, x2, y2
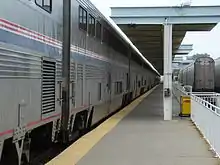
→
(77, 85, 219, 165)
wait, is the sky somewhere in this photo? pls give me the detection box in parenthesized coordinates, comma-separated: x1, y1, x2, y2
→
(90, 0, 220, 59)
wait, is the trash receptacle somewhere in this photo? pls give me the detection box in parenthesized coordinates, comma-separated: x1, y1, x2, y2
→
(179, 95, 191, 117)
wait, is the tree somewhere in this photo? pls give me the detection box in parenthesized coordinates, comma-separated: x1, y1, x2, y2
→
(189, 53, 210, 60)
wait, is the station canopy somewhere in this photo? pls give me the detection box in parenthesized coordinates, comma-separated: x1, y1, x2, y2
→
(175, 44, 193, 55)
(110, 6, 220, 74)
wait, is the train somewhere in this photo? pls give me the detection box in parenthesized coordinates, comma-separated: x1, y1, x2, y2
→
(178, 57, 215, 92)
(0, 0, 159, 164)
(215, 58, 220, 93)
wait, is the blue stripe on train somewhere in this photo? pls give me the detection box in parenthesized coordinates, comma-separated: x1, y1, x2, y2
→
(0, 29, 109, 66)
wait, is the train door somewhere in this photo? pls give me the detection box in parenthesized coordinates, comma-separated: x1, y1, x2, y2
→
(106, 72, 112, 113)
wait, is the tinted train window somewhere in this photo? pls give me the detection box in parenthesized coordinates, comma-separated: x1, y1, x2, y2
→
(102, 27, 109, 44)
(115, 81, 122, 94)
(126, 73, 129, 90)
(96, 21, 101, 39)
(35, 0, 52, 13)
(79, 6, 87, 31)
(88, 14, 95, 37)
(107, 72, 111, 91)
(98, 83, 102, 101)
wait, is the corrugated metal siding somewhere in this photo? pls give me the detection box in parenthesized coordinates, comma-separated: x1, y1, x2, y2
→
(56, 60, 62, 81)
(85, 64, 105, 79)
(0, 47, 41, 78)
(70, 61, 76, 82)
(195, 57, 215, 91)
(77, 63, 83, 80)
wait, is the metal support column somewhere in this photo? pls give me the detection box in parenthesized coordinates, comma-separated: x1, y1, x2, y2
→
(61, 0, 71, 143)
(163, 21, 172, 121)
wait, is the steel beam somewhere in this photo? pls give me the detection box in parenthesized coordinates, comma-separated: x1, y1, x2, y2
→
(163, 22, 172, 121)
(111, 6, 220, 17)
(111, 16, 220, 25)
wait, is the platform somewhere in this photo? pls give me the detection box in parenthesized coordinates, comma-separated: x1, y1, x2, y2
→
(47, 85, 219, 165)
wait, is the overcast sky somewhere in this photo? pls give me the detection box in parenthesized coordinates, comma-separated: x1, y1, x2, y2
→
(90, 0, 220, 59)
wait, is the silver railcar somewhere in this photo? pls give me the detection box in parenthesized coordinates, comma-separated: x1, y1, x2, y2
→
(178, 57, 215, 92)
(0, 0, 158, 164)
(214, 58, 220, 92)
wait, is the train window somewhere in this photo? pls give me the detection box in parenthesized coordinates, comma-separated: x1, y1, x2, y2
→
(126, 73, 129, 90)
(138, 81, 141, 87)
(144, 80, 147, 85)
(119, 82, 122, 93)
(96, 21, 101, 39)
(107, 72, 111, 91)
(102, 27, 109, 44)
(88, 14, 95, 37)
(79, 6, 87, 31)
(35, 0, 52, 13)
(98, 83, 102, 101)
(114, 82, 117, 94)
(115, 81, 122, 94)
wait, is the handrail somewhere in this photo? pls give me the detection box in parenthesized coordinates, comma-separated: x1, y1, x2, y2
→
(191, 92, 220, 158)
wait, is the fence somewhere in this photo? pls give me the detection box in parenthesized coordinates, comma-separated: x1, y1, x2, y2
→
(172, 82, 191, 103)
(191, 93, 220, 157)
(192, 92, 220, 106)
(173, 82, 220, 157)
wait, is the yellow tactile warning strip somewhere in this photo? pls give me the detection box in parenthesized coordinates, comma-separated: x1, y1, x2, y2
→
(46, 85, 158, 165)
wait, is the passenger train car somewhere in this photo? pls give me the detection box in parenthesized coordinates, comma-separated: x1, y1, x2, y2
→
(0, 0, 159, 164)
(214, 58, 220, 92)
(178, 57, 215, 92)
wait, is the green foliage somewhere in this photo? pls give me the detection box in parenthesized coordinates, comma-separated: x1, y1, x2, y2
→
(188, 53, 210, 60)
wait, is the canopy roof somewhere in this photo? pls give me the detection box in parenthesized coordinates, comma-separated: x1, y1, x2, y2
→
(111, 5, 220, 74)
